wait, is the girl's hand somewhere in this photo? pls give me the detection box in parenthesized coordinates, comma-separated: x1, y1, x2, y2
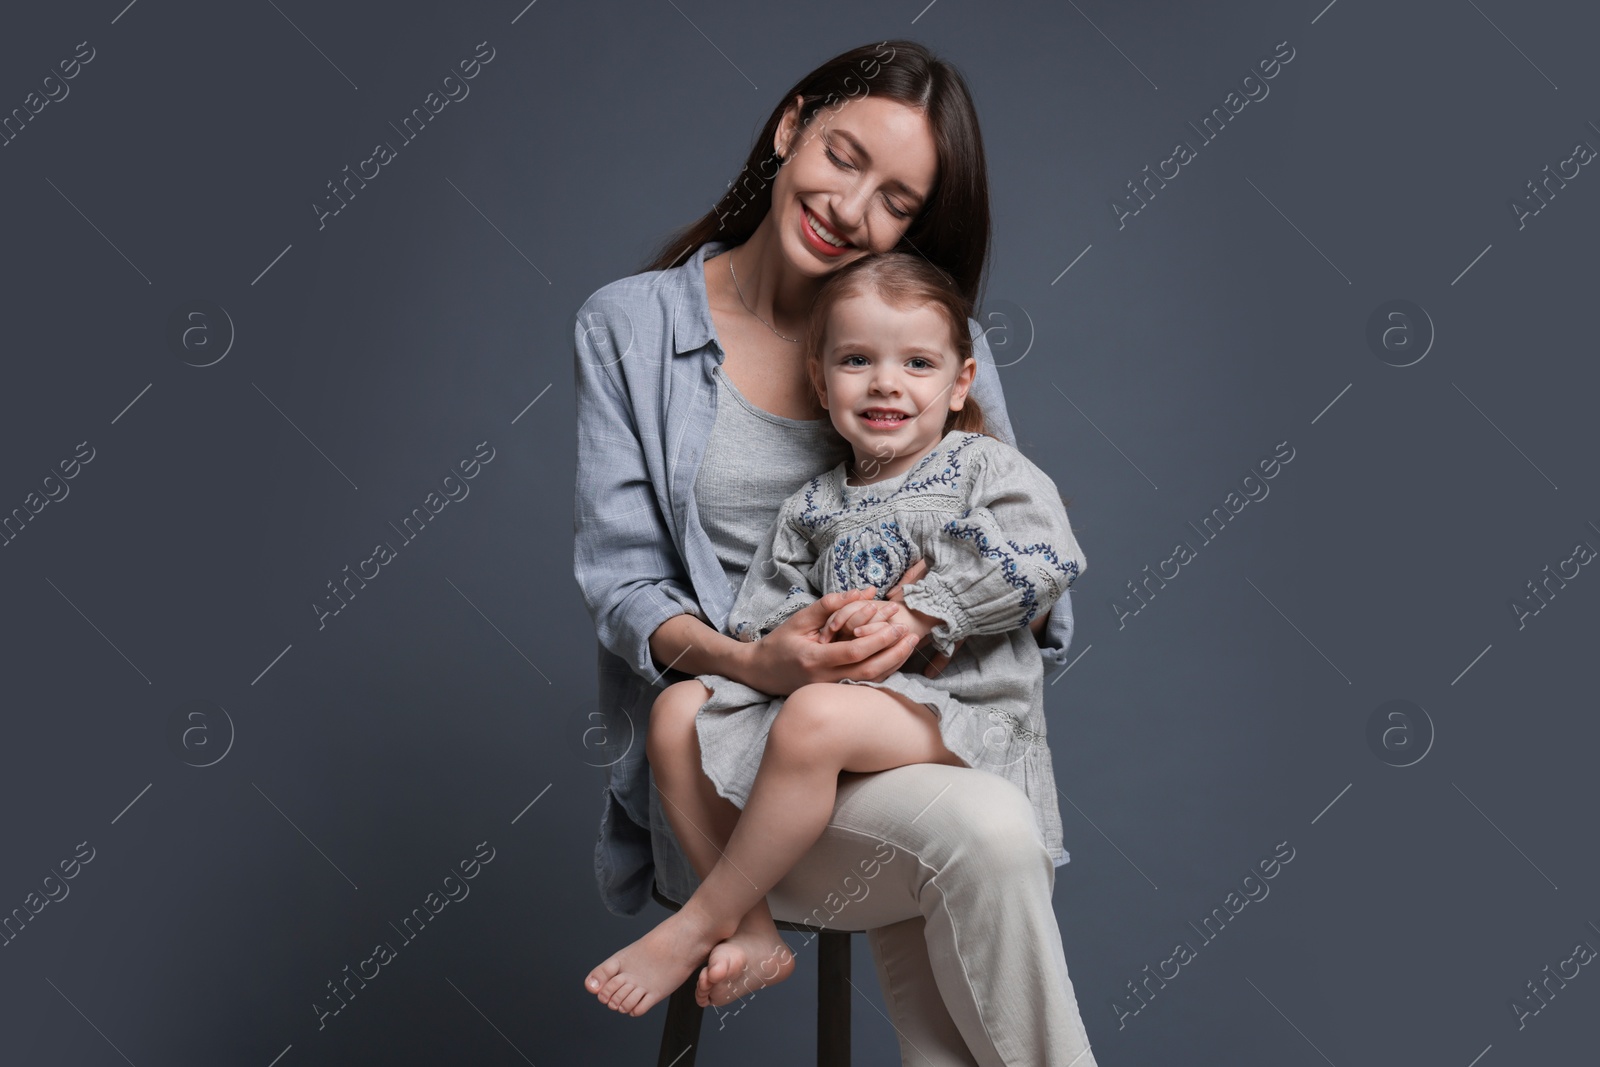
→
(884, 558, 965, 678)
(822, 595, 898, 642)
(852, 600, 941, 646)
(740, 588, 920, 695)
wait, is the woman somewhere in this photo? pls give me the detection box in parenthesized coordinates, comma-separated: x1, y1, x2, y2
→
(573, 40, 1098, 1065)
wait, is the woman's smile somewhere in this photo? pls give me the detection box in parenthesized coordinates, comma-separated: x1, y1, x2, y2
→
(800, 202, 854, 256)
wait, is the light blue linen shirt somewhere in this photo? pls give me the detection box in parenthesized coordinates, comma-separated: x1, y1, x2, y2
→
(572, 238, 1076, 917)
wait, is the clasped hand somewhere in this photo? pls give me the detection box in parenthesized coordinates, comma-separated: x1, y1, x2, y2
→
(821, 593, 937, 646)
(741, 558, 970, 695)
(823, 558, 960, 678)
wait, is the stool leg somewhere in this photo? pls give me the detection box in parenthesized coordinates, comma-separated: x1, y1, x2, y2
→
(657, 969, 704, 1067)
(817, 931, 851, 1066)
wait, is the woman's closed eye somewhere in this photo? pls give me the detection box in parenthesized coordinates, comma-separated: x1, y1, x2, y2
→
(825, 147, 914, 220)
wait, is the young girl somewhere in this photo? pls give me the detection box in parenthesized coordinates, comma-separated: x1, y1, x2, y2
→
(585, 252, 1086, 1016)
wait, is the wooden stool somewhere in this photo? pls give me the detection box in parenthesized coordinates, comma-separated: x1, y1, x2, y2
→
(651, 884, 856, 1067)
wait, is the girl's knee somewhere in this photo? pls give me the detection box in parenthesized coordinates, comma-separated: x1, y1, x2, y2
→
(770, 683, 849, 754)
(787, 681, 839, 703)
(647, 680, 709, 759)
(654, 679, 710, 717)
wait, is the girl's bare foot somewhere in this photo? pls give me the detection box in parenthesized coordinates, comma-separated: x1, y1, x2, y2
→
(695, 912, 797, 1008)
(585, 905, 729, 1017)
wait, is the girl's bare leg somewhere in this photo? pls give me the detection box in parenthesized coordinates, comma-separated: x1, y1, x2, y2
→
(646, 681, 798, 1009)
(585, 681, 963, 1016)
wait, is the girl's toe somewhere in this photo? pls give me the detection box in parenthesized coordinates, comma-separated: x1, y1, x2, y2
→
(585, 959, 620, 995)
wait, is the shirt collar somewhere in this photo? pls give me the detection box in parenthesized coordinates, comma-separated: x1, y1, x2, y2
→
(671, 238, 734, 356)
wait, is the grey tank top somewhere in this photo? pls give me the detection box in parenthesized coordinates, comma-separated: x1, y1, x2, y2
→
(694, 363, 850, 596)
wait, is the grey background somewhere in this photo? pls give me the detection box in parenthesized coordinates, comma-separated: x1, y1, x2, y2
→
(2, 0, 1595, 1064)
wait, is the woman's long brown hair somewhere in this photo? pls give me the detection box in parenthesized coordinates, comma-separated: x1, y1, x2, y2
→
(642, 39, 993, 308)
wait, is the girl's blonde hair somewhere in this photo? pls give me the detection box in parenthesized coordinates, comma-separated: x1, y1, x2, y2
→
(803, 252, 988, 437)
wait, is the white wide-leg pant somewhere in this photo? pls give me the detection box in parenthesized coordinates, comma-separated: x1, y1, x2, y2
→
(726, 763, 1099, 1067)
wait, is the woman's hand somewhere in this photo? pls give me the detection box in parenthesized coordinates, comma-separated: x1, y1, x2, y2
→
(885, 558, 964, 677)
(739, 588, 921, 695)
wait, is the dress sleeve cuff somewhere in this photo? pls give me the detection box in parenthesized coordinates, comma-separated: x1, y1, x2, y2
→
(900, 575, 971, 657)
(733, 587, 816, 643)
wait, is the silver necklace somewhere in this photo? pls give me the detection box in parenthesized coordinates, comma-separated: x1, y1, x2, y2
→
(728, 248, 800, 343)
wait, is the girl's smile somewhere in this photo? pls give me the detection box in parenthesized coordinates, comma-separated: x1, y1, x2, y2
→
(858, 406, 915, 428)
(815, 291, 976, 483)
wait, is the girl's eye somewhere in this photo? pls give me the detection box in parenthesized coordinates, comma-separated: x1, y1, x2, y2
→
(842, 354, 868, 366)
(907, 357, 933, 369)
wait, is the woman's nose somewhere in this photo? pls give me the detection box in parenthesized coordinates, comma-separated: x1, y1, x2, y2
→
(831, 182, 872, 236)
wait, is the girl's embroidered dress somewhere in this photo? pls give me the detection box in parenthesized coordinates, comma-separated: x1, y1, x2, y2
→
(692, 430, 1087, 864)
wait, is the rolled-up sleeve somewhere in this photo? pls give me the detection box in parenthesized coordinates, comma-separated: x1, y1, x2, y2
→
(964, 318, 1077, 667)
(572, 302, 704, 681)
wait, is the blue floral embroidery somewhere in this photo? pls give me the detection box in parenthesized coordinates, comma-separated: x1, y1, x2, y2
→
(895, 433, 984, 497)
(831, 521, 912, 592)
(797, 476, 829, 530)
(940, 515, 1074, 624)
(1008, 540, 1082, 590)
(796, 433, 984, 532)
